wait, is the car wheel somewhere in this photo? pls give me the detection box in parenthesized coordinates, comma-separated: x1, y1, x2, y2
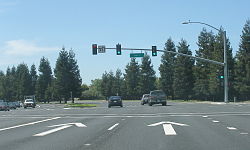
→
(141, 102, 144, 105)
(148, 102, 152, 106)
(24, 107, 27, 109)
(162, 102, 166, 106)
(121, 105, 123, 107)
(108, 105, 111, 108)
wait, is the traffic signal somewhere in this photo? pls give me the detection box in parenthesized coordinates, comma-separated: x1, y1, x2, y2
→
(92, 44, 97, 55)
(152, 46, 157, 56)
(116, 44, 121, 55)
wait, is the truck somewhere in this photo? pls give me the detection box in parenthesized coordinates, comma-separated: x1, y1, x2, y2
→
(23, 95, 36, 109)
(148, 90, 167, 106)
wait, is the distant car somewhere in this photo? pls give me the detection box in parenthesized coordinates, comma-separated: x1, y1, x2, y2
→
(148, 90, 167, 106)
(8, 102, 17, 109)
(0, 102, 10, 111)
(108, 96, 123, 108)
(23, 99, 36, 108)
(13, 101, 22, 108)
(141, 94, 150, 105)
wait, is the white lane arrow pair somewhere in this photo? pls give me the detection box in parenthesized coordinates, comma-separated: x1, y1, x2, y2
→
(147, 121, 189, 136)
(34, 123, 87, 137)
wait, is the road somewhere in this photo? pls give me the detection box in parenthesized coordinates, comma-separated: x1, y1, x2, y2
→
(0, 101, 250, 150)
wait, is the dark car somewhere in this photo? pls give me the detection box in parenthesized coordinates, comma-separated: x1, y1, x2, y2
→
(0, 102, 10, 111)
(141, 94, 150, 105)
(108, 96, 123, 108)
(148, 90, 167, 106)
(8, 102, 17, 109)
(13, 101, 22, 108)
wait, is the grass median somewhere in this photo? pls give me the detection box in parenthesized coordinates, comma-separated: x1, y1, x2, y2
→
(64, 103, 97, 108)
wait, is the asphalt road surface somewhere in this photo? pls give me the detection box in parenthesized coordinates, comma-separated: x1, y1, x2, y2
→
(0, 101, 250, 150)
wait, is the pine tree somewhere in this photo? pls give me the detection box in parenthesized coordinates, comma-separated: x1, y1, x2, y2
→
(159, 38, 176, 99)
(113, 69, 123, 96)
(36, 57, 52, 102)
(15, 63, 32, 101)
(124, 58, 140, 100)
(193, 29, 215, 100)
(30, 64, 37, 95)
(234, 20, 250, 100)
(139, 53, 156, 95)
(173, 39, 194, 100)
(54, 48, 70, 103)
(68, 49, 82, 102)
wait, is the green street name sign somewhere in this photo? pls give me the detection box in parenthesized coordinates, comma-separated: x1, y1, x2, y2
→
(130, 53, 144, 58)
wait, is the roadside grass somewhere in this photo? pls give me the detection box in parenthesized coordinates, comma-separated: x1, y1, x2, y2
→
(64, 103, 97, 108)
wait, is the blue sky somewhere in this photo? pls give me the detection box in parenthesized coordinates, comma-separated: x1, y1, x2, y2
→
(0, 0, 249, 85)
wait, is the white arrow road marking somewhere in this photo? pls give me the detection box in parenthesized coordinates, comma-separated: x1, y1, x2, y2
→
(49, 123, 87, 128)
(108, 123, 119, 130)
(147, 121, 189, 127)
(147, 121, 189, 136)
(33, 122, 87, 137)
(0, 117, 61, 132)
(34, 125, 72, 136)
(163, 124, 177, 135)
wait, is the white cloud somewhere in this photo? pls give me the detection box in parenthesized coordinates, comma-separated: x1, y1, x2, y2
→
(3, 40, 59, 56)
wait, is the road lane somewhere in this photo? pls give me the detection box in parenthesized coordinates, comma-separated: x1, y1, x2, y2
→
(0, 101, 250, 150)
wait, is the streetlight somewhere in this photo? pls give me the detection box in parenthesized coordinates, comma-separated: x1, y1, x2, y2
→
(182, 20, 228, 103)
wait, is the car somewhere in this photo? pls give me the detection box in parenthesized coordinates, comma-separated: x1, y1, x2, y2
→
(13, 101, 22, 108)
(148, 90, 167, 106)
(0, 102, 10, 111)
(8, 102, 17, 109)
(23, 99, 36, 108)
(108, 96, 123, 108)
(141, 94, 150, 105)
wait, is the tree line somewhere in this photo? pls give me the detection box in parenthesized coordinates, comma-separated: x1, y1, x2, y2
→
(0, 48, 82, 103)
(83, 20, 250, 101)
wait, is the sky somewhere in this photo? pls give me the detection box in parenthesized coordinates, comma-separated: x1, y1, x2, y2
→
(0, 0, 249, 85)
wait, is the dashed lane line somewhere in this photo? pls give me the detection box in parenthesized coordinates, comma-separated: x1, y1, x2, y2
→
(107, 123, 119, 131)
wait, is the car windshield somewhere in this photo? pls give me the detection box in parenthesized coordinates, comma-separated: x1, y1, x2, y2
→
(151, 91, 166, 97)
(25, 99, 33, 102)
(110, 96, 121, 100)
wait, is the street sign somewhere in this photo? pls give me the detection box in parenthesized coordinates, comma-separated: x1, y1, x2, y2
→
(98, 45, 106, 53)
(130, 53, 144, 58)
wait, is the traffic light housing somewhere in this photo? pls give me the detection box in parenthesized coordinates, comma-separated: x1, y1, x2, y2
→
(152, 46, 157, 56)
(116, 44, 121, 55)
(92, 44, 97, 55)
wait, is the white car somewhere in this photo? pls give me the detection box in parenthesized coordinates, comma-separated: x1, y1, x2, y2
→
(23, 99, 36, 108)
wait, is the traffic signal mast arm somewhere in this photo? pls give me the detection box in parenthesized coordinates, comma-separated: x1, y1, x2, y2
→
(103, 47, 224, 66)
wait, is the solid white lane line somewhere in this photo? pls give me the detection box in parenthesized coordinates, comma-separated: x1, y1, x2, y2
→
(163, 124, 177, 135)
(202, 116, 208, 118)
(0, 117, 61, 132)
(34, 125, 72, 136)
(108, 123, 119, 130)
(240, 132, 248, 135)
(212, 120, 220, 123)
(227, 127, 237, 130)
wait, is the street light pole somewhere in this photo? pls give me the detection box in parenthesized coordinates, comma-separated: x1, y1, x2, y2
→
(223, 31, 228, 103)
(182, 21, 228, 103)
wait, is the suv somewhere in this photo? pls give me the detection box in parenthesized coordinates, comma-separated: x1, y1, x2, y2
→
(141, 94, 150, 105)
(148, 90, 167, 106)
(108, 96, 123, 108)
(24, 99, 36, 108)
